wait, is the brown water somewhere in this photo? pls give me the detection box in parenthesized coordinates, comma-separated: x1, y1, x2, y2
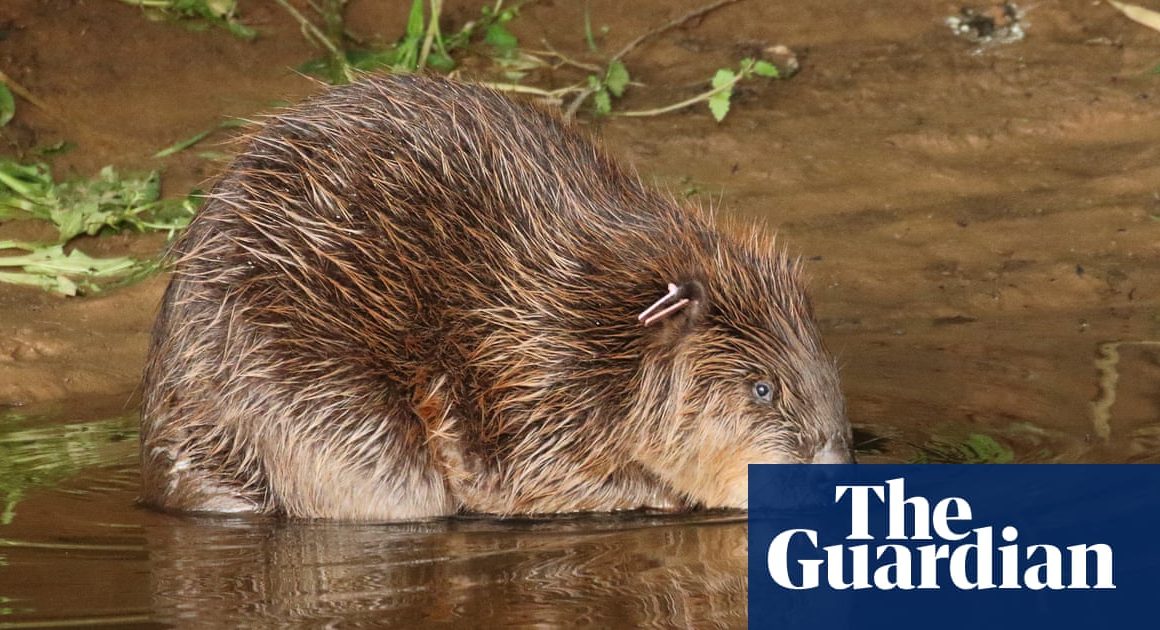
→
(1, 401, 746, 627)
(1, 0, 1159, 626)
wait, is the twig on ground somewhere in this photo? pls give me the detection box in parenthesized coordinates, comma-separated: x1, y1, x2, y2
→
(0, 69, 51, 111)
(611, 0, 744, 62)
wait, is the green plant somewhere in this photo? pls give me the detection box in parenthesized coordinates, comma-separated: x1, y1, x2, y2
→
(911, 432, 1015, 464)
(500, 0, 780, 121)
(582, 1, 608, 52)
(604, 57, 778, 121)
(0, 160, 198, 295)
(557, 55, 779, 121)
(0, 69, 51, 129)
(153, 117, 246, 158)
(0, 162, 193, 240)
(587, 60, 630, 116)
(0, 242, 156, 296)
(704, 58, 780, 121)
(292, 0, 523, 83)
(0, 82, 13, 127)
(116, 0, 256, 39)
(289, 0, 777, 122)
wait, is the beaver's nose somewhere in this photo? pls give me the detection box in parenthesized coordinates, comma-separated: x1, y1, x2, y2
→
(811, 438, 855, 464)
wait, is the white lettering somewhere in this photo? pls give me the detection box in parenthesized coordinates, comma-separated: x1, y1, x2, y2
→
(873, 545, 915, 590)
(885, 478, 931, 540)
(949, 526, 995, 589)
(763, 477, 1117, 592)
(834, 484, 884, 540)
(917, 544, 951, 589)
(998, 526, 1021, 588)
(825, 543, 872, 589)
(932, 497, 972, 541)
(1024, 544, 1065, 590)
(1066, 544, 1115, 589)
(768, 529, 822, 589)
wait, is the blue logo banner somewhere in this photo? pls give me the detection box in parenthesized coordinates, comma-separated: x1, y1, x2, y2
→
(748, 465, 1160, 629)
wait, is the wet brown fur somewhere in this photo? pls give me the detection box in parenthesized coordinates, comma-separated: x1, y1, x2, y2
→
(140, 74, 851, 521)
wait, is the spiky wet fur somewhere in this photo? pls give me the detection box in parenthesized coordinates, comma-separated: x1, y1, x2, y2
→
(140, 74, 850, 520)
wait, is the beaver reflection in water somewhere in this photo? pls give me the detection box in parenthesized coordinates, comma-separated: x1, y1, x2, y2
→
(139, 74, 852, 521)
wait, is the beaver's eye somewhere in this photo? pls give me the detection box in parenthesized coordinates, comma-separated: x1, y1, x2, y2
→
(753, 381, 775, 404)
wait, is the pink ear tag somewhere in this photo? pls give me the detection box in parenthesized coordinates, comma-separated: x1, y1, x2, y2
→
(638, 282, 692, 326)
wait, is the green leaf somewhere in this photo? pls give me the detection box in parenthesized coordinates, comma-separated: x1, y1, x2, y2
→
(753, 60, 780, 78)
(425, 50, 456, 72)
(405, 0, 426, 39)
(345, 48, 399, 72)
(0, 160, 194, 241)
(115, 0, 254, 39)
(0, 83, 13, 127)
(0, 241, 143, 296)
(378, 0, 428, 72)
(593, 88, 612, 115)
(484, 23, 518, 53)
(203, 0, 237, 19)
(392, 40, 421, 72)
(708, 92, 731, 122)
(153, 128, 213, 158)
(0, 269, 76, 295)
(708, 69, 735, 122)
(225, 20, 257, 40)
(711, 68, 736, 90)
(37, 141, 75, 157)
(297, 56, 333, 77)
(604, 60, 630, 98)
(960, 433, 1014, 464)
(910, 431, 1015, 464)
(583, 3, 598, 52)
(0, 161, 55, 219)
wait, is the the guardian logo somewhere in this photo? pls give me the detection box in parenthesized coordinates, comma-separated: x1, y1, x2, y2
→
(766, 477, 1114, 591)
(749, 465, 1159, 630)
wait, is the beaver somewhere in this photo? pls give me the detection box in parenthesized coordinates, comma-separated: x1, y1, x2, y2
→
(139, 74, 851, 521)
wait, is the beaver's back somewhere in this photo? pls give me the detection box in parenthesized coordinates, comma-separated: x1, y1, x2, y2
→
(176, 75, 699, 370)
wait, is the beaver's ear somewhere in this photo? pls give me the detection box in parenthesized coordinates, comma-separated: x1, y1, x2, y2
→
(637, 280, 707, 330)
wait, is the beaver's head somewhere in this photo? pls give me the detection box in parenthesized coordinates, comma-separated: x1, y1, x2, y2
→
(631, 232, 851, 509)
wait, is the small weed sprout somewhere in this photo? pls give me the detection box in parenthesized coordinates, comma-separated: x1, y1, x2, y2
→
(0, 82, 13, 128)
